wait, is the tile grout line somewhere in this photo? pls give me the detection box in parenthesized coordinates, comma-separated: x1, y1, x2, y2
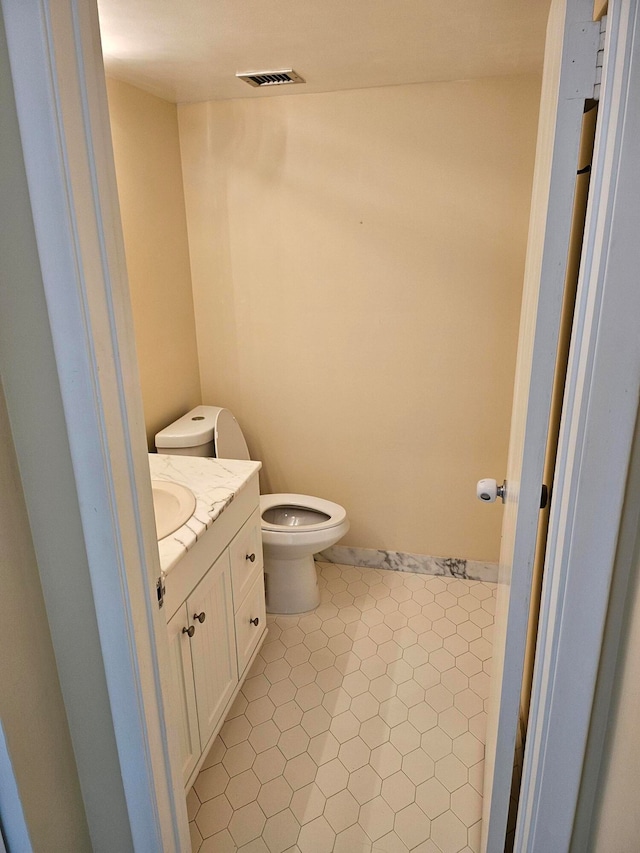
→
(188, 562, 496, 852)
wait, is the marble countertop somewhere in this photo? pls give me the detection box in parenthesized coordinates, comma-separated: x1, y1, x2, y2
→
(149, 453, 261, 573)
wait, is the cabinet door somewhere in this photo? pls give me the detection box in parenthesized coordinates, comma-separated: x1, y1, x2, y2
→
(188, 552, 238, 747)
(235, 572, 267, 676)
(166, 605, 200, 785)
(229, 509, 264, 610)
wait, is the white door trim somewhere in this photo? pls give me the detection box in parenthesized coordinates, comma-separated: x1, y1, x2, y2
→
(0, 1, 188, 849)
(2, 0, 638, 849)
(482, 1, 600, 847)
(516, 0, 640, 849)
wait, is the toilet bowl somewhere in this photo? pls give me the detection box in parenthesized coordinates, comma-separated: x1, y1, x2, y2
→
(261, 494, 349, 613)
(155, 406, 349, 614)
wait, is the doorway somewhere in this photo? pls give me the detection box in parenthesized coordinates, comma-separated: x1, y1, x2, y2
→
(99, 8, 543, 853)
(2, 1, 636, 852)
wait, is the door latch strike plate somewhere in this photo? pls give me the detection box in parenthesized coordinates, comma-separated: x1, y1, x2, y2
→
(540, 484, 549, 510)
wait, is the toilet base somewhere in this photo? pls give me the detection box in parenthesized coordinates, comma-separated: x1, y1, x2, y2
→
(264, 553, 320, 614)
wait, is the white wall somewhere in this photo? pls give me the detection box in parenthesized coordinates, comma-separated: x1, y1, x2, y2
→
(178, 75, 540, 562)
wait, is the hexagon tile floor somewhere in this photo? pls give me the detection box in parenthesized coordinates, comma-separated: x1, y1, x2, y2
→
(188, 561, 496, 853)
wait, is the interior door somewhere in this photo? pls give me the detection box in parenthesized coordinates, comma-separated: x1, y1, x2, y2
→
(481, 1, 600, 849)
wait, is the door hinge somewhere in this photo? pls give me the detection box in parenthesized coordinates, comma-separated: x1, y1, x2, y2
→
(157, 573, 166, 609)
(593, 15, 607, 101)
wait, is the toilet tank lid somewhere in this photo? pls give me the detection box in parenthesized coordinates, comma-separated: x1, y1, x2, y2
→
(155, 405, 222, 448)
(155, 405, 251, 461)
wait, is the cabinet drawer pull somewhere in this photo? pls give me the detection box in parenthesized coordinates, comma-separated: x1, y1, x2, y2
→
(193, 612, 206, 623)
(246, 553, 256, 563)
(250, 617, 260, 627)
(182, 625, 195, 638)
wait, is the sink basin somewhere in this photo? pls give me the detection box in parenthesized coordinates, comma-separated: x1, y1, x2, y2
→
(151, 480, 197, 540)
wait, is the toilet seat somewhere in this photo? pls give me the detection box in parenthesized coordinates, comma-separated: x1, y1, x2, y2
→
(260, 493, 347, 533)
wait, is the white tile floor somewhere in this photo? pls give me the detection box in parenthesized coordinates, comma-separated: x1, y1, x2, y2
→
(189, 562, 496, 853)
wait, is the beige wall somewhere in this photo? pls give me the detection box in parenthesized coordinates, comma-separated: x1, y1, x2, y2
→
(594, 0, 608, 21)
(0, 380, 91, 850)
(178, 76, 540, 561)
(107, 78, 201, 448)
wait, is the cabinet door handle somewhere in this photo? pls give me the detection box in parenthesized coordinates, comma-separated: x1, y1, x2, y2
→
(182, 625, 195, 638)
(246, 553, 256, 563)
(193, 612, 206, 623)
(250, 617, 260, 627)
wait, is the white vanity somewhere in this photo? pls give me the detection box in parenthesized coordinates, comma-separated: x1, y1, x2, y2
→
(150, 454, 266, 789)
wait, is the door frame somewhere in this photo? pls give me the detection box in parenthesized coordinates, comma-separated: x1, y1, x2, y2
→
(1, 1, 188, 849)
(1, 0, 638, 850)
(516, 0, 640, 848)
(482, 1, 603, 847)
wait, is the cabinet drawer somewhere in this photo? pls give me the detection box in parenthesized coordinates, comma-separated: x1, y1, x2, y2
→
(229, 509, 264, 610)
(235, 573, 266, 676)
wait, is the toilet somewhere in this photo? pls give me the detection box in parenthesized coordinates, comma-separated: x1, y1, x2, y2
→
(155, 406, 349, 614)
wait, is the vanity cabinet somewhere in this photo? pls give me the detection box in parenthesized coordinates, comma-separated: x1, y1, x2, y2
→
(163, 474, 266, 788)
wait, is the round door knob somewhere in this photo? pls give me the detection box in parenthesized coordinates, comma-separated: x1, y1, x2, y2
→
(182, 625, 195, 637)
(477, 478, 506, 503)
(193, 612, 206, 623)
(246, 553, 256, 563)
(250, 617, 260, 627)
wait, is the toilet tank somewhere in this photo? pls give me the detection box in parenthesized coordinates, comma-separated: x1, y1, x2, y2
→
(155, 406, 250, 461)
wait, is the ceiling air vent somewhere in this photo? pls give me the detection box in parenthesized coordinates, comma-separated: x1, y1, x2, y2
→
(236, 69, 305, 88)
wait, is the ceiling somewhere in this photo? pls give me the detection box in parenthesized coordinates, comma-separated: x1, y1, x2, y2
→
(97, 0, 551, 105)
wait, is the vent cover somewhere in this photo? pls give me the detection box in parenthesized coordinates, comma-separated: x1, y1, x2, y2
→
(236, 69, 305, 88)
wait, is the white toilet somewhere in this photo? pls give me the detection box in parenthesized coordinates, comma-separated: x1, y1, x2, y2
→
(155, 406, 349, 614)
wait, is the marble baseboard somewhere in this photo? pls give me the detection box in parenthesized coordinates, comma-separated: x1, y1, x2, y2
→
(317, 545, 499, 584)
